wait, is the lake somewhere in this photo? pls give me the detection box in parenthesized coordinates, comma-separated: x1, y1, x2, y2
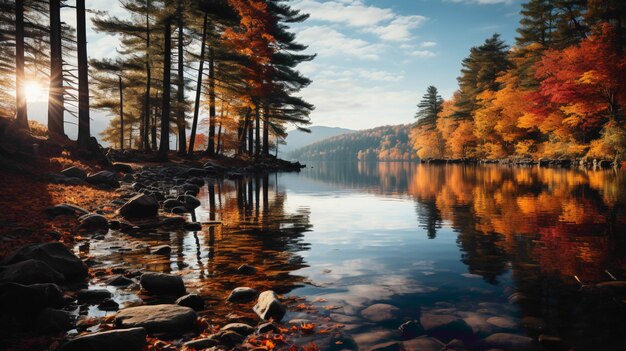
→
(85, 162, 626, 350)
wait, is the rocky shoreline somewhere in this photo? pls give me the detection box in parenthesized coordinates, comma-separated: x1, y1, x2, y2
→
(420, 157, 622, 169)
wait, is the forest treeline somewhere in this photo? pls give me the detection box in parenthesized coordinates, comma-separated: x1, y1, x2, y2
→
(288, 125, 415, 162)
(412, 0, 626, 162)
(0, 0, 313, 160)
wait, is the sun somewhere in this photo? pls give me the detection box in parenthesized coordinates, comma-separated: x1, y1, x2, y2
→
(24, 80, 48, 102)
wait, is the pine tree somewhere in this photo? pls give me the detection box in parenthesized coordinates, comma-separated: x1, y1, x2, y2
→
(76, 0, 91, 145)
(415, 86, 443, 130)
(47, 0, 64, 136)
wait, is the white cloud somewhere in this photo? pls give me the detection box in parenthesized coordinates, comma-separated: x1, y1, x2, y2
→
(294, 0, 427, 41)
(410, 50, 437, 58)
(297, 26, 383, 60)
(420, 41, 438, 48)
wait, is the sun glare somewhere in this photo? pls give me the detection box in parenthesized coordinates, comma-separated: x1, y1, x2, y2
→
(24, 81, 48, 102)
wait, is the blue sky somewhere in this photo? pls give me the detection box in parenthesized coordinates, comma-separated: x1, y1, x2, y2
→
(28, 0, 524, 140)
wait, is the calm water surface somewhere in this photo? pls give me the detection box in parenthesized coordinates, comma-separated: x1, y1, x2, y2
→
(86, 162, 626, 350)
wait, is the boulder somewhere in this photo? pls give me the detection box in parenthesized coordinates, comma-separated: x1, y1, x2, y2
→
(220, 323, 255, 336)
(115, 304, 197, 333)
(486, 316, 516, 329)
(253, 291, 286, 322)
(206, 330, 245, 347)
(36, 308, 73, 333)
(4, 242, 88, 281)
(78, 214, 110, 232)
(77, 288, 112, 302)
(98, 298, 120, 311)
(106, 274, 134, 286)
(226, 287, 258, 303)
(119, 194, 159, 219)
(176, 294, 205, 311)
(113, 163, 134, 174)
(86, 171, 119, 188)
(57, 327, 147, 351)
(474, 333, 535, 351)
(61, 166, 87, 180)
(361, 303, 401, 322)
(0, 282, 64, 315)
(140, 272, 186, 296)
(0, 259, 64, 284)
(45, 203, 90, 218)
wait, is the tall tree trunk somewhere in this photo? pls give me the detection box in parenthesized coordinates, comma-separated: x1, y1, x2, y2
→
(217, 120, 222, 155)
(207, 47, 216, 155)
(47, 0, 64, 136)
(238, 115, 245, 155)
(176, 2, 186, 154)
(119, 76, 124, 150)
(157, 19, 172, 161)
(15, 0, 28, 129)
(143, 0, 152, 151)
(263, 102, 269, 156)
(77, 0, 90, 145)
(248, 113, 253, 156)
(188, 11, 207, 156)
(255, 103, 260, 156)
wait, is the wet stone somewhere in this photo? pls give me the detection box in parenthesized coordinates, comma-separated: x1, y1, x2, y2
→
(0, 259, 64, 285)
(98, 298, 119, 311)
(77, 288, 112, 302)
(4, 242, 88, 281)
(78, 214, 109, 232)
(220, 323, 255, 336)
(253, 291, 286, 322)
(57, 327, 147, 351)
(119, 194, 159, 219)
(486, 316, 517, 329)
(36, 308, 73, 333)
(257, 322, 280, 334)
(115, 304, 197, 334)
(403, 336, 445, 351)
(183, 338, 219, 350)
(140, 272, 186, 296)
(176, 294, 205, 311)
(420, 313, 473, 342)
(362, 303, 401, 323)
(226, 287, 258, 303)
(45, 203, 90, 218)
(106, 274, 134, 286)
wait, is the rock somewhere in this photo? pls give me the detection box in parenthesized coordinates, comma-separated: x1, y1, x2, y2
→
(446, 339, 466, 351)
(362, 304, 401, 322)
(61, 166, 87, 180)
(163, 199, 185, 210)
(86, 171, 119, 188)
(220, 323, 255, 336)
(77, 288, 112, 302)
(140, 272, 186, 296)
(486, 316, 517, 329)
(36, 308, 73, 333)
(78, 214, 110, 232)
(0, 282, 64, 315)
(0, 259, 64, 284)
(257, 322, 280, 334)
(45, 203, 90, 217)
(116, 304, 197, 333)
(183, 338, 219, 350)
(420, 314, 473, 342)
(399, 320, 424, 339)
(207, 330, 245, 347)
(4, 242, 88, 281)
(179, 195, 201, 210)
(369, 341, 402, 351)
(474, 333, 535, 351)
(119, 194, 159, 219)
(237, 264, 257, 275)
(176, 294, 205, 311)
(98, 298, 120, 311)
(57, 327, 147, 351)
(106, 274, 134, 286)
(184, 222, 202, 231)
(403, 336, 445, 351)
(113, 163, 134, 173)
(151, 245, 172, 255)
(253, 291, 286, 322)
(226, 287, 258, 303)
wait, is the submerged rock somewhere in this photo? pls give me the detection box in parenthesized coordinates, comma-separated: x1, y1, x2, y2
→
(115, 304, 197, 333)
(399, 320, 425, 339)
(253, 291, 286, 322)
(4, 242, 88, 281)
(403, 336, 446, 351)
(119, 194, 159, 219)
(474, 333, 535, 351)
(57, 327, 147, 351)
(361, 303, 401, 322)
(420, 313, 473, 342)
(140, 272, 186, 296)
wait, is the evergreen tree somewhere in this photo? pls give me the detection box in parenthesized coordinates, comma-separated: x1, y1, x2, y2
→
(76, 0, 91, 145)
(415, 86, 443, 130)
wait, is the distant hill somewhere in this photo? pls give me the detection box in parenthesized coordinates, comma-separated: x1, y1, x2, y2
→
(279, 126, 354, 156)
(288, 124, 417, 162)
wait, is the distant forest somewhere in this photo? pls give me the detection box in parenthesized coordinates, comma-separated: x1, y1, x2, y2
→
(288, 125, 415, 161)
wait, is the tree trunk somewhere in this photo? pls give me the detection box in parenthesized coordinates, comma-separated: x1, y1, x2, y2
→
(217, 120, 222, 155)
(143, 0, 152, 151)
(255, 103, 260, 156)
(119, 76, 124, 150)
(47, 0, 64, 136)
(248, 113, 253, 156)
(157, 19, 172, 161)
(176, 2, 186, 154)
(77, 0, 90, 145)
(15, 0, 28, 129)
(188, 11, 207, 156)
(263, 102, 269, 156)
(207, 47, 216, 155)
